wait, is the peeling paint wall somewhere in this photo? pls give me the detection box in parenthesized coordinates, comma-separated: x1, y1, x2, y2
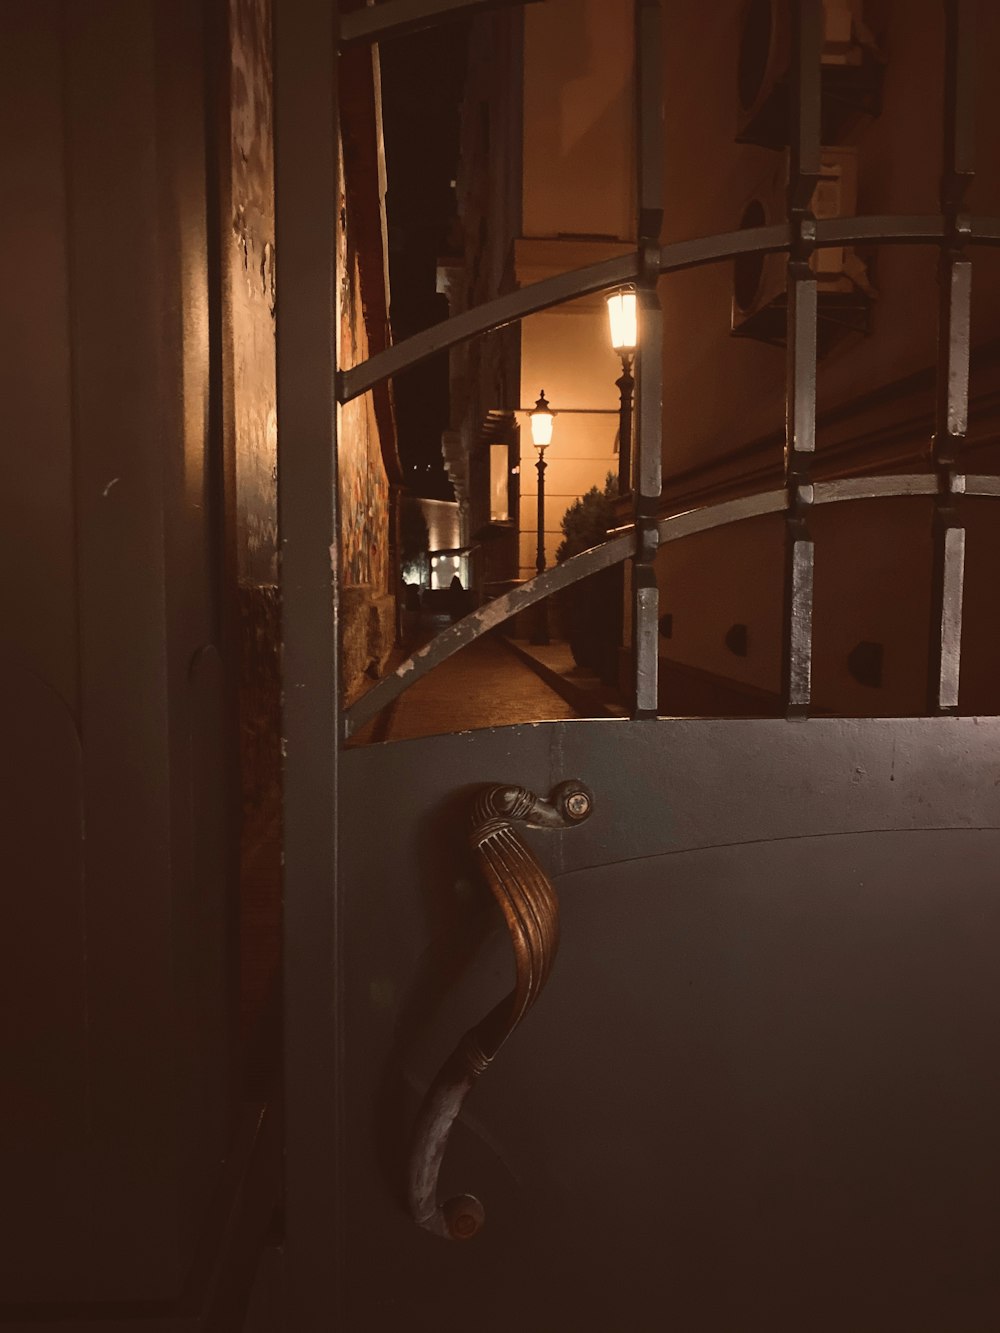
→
(229, 0, 277, 589)
(339, 155, 395, 701)
(339, 243, 390, 594)
(227, 0, 395, 735)
(226, 0, 281, 830)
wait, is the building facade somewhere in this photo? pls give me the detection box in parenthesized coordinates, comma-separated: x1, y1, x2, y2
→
(446, 0, 636, 598)
(452, 0, 1000, 715)
(651, 0, 1000, 716)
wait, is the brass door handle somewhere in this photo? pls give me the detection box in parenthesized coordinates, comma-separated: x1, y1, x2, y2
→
(408, 780, 593, 1240)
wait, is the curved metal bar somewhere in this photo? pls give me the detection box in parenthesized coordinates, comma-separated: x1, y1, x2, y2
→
(813, 474, 938, 503)
(969, 218, 1000, 244)
(654, 473, 1000, 548)
(657, 222, 792, 274)
(340, 216, 1000, 401)
(657, 214, 1000, 278)
(339, 252, 641, 403)
(813, 214, 946, 247)
(408, 780, 594, 1240)
(340, 0, 542, 46)
(813, 474, 1000, 503)
(350, 472, 1000, 737)
(965, 474, 1000, 496)
(657, 489, 787, 543)
(343, 531, 635, 738)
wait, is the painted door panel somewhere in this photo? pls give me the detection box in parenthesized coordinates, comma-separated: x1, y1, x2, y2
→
(341, 718, 1000, 1331)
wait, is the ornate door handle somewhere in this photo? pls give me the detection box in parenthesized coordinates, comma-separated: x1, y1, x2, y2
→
(408, 779, 593, 1240)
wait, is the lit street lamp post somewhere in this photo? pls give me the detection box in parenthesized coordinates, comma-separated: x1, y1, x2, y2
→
(605, 288, 640, 691)
(606, 288, 638, 494)
(528, 390, 554, 645)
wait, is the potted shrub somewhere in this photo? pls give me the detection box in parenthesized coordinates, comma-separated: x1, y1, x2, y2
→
(555, 474, 622, 685)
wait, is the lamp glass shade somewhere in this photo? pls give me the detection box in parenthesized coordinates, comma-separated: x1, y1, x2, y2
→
(606, 289, 638, 353)
(529, 392, 554, 448)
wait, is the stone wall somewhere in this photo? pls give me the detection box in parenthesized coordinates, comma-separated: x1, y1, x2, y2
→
(338, 147, 396, 702)
(229, 0, 278, 590)
(227, 0, 280, 826)
(228, 6, 397, 730)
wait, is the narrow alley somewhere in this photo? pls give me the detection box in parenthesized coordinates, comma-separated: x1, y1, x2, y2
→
(362, 633, 579, 742)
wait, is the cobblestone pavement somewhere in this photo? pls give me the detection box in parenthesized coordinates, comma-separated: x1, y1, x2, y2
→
(372, 633, 578, 743)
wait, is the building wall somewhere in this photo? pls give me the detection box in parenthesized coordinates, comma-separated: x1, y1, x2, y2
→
(521, 0, 635, 241)
(449, 11, 525, 594)
(420, 497, 462, 549)
(517, 0, 636, 575)
(516, 241, 629, 574)
(0, 1, 401, 1310)
(338, 32, 400, 702)
(229, 0, 278, 589)
(339, 189, 395, 699)
(459, 1, 1000, 709)
(227, 0, 281, 842)
(649, 0, 1000, 713)
(2, 0, 237, 1303)
(340, 242, 391, 595)
(658, 0, 1000, 479)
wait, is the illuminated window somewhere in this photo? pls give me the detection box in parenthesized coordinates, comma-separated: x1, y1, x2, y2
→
(490, 444, 509, 521)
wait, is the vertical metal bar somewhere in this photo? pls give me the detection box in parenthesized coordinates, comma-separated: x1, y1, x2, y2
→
(634, 287, 663, 717)
(632, 0, 663, 718)
(945, 0, 976, 184)
(615, 356, 635, 496)
(636, 0, 664, 242)
(274, 0, 343, 1326)
(928, 0, 975, 713)
(788, 0, 822, 199)
(535, 452, 547, 575)
(936, 521, 967, 708)
(781, 0, 821, 717)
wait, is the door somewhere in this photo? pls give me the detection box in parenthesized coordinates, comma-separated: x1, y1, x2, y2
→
(274, 2, 1000, 1329)
(340, 717, 1000, 1333)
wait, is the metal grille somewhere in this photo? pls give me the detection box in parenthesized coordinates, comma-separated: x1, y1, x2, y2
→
(337, 0, 1000, 739)
(275, 2, 1000, 1319)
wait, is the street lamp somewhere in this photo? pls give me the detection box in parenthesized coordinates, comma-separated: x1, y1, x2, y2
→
(528, 390, 555, 644)
(529, 390, 554, 574)
(606, 288, 637, 493)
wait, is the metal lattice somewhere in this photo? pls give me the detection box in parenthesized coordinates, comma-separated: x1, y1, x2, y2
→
(338, 0, 1000, 738)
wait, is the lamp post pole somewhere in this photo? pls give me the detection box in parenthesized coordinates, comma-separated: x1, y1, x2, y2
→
(607, 289, 638, 497)
(615, 353, 635, 495)
(535, 446, 547, 577)
(528, 390, 554, 646)
(605, 289, 640, 686)
(530, 445, 550, 644)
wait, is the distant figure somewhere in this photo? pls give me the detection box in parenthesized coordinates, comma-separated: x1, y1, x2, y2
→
(403, 582, 420, 614)
(448, 573, 466, 622)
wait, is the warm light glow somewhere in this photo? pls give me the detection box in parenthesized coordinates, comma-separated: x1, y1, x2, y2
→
(489, 443, 509, 520)
(529, 391, 554, 449)
(606, 289, 638, 353)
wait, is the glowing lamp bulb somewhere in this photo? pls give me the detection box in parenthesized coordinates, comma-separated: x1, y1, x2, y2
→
(529, 391, 554, 449)
(606, 288, 638, 354)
